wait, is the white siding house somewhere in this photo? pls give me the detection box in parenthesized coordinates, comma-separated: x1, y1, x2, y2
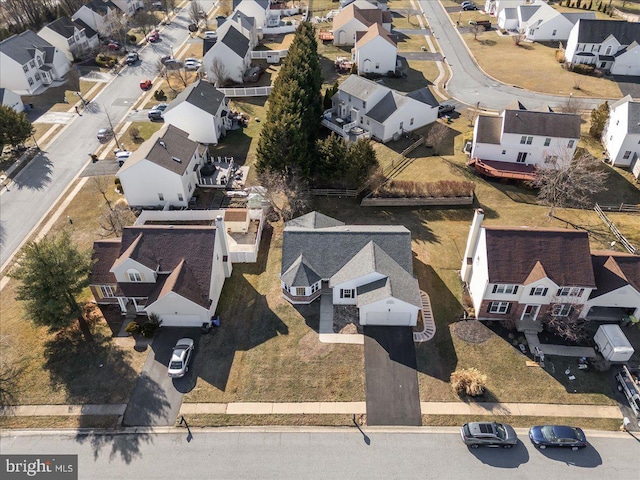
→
(111, 0, 144, 16)
(323, 75, 438, 143)
(233, 0, 270, 29)
(38, 17, 95, 62)
(0, 31, 71, 95)
(353, 23, 397, 74)
(564, 19, 640, 75)
(486, 0, 529, 17)
(117, 125, 208, 208)
(162, 80, 230, 145)
(72, 0, 121, 35)
(603, 95, 640, 178)
(218, 10, 259, 48)
(333, 4, 392, 45)
(280, 212, 422, 327)
(0, 88, 24, 112)
(203, 25, 252, 84)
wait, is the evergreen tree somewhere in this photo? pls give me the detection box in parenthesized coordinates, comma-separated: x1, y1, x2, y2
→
(316, 133, 348, 185)
(0, 105, 34, 150)
(589, 101, 609, 139)
(10, 231, 94, 341)
(345, 139, 378, 188)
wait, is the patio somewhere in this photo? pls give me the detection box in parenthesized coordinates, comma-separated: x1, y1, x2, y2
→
(197, 157, 249, 189)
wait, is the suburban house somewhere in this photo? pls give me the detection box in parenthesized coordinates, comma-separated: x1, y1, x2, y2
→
(233, 0, 271, 29)
(322, 75, 439, 143)
(0, 88, 24, 112)
(218, 10, 259, 48)
(162, 80, 230, 146)
(332, 4, 392, 46)
(0, 31, 71, 95)
(111, 0, 144, 16)
(116, 124, 208, 209)
(203, 24, 252, 84)
(485, 0, 529, 18)
(280, 212, 422, 326)
(564, 19, 640, 76)
(89, 218, 232, 327)
(498, 1, 594, 41)
(72, 0, 121, 35)
(353, 23, 397, 75)
(602, 95, 640, 179)
(37, 17, 99, 62)
(469, 101, 581, 180)
(461, 209, 640, 325)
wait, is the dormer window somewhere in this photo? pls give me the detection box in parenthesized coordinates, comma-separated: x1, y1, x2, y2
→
(127, 269, 142, 282)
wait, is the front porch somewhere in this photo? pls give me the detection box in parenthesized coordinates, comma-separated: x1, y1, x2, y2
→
(467, 157, 537, 181)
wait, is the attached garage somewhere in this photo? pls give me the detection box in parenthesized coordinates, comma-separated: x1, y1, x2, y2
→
(364, 311, 412, 326)
(156, 314, 204, 327)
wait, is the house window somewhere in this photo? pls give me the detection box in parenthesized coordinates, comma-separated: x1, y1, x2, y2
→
(410, 118, 414, 126)
(283, 284, 290, 292)
(520, 136, 533, 145)
(399, 121, 404, 130)
(375, 63, 379, 69)
(99, 285, 117, 298)
(552, 304, 573, 317)
(552, 29, 557, 36)
(492, 284, 518, 294)
(30, 60, 35, 68)
(591, 44, 596, 52)
(529, 29, 534, 36)
(501, 150, 506, 155)
(311, 282, 320, 293)
(623, 151, 631, 160)
(69, 37, 75, 45)
(544, 138, 551, 147)
(127, 270, 142, 282)
(340, 289, 354, 299)
(295, 287, 306, 296)
(34, 73, 40, 81)
(557, 287, 584, 297)
(568, 140, 574, 148)
(530, 286, 548, 296)
(23, 65, 28, 73)
(516, 152, 528, 163)
(488, 302, 511, 314)
(605, 45, 612, 55)
(36, 57, 42, 66)
(188, 182, 192, 192)
(158, 193, 164, 201)
(28, 77, 34, 86)
(178, 193, 184, 201)
(545, 155, 558, 163)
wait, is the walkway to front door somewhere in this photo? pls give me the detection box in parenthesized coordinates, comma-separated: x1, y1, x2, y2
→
(363, 326, 422, 426)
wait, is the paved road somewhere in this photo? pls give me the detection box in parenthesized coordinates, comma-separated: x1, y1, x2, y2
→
(2, 429, 639, 479)
(0, 1, 216, 270)
(416, 0, 611, 111)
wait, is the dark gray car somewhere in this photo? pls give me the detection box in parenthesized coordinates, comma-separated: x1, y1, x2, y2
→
(461, 422, 518, 448)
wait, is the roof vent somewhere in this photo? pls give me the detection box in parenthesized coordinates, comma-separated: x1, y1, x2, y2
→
(159, 141, 167, 149)
(172, 156, 182, 163)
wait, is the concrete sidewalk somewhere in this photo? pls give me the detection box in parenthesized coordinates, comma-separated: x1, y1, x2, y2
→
(1, 402, 622, 419)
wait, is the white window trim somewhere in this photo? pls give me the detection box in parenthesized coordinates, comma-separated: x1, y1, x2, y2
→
(99, 285, 117, 298)
(489, 302, 510, 314)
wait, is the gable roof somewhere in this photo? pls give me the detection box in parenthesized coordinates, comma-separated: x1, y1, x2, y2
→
(233, 0, 269, 10)
(230, 10, 255, 30)
(281, 212, 414, 284)
(610, 95, 640, 135)
(519, 4, 541, 22)
(574, 19, 640, 45)
(90, 238, 122, 284)
(334, 4, 392, 30)
(0, 31, 55, 65)
(83, 0, 118, 15)
(117, 124, 200, 176)
(163, 79, 226, 117)
(475, 115, 503, 144)
(115, 226, 217, 308)
(503, 7, 517, 19)
(285, 211, 345, 229)
(220, 25, 250, 58)
(42, 17, 78, 38)
(356, 22, 396, 48)
(338, 74, 385, 101)
(367, 91, 399, 123)
(590, 251, 640, 298)
(562, 12, 595, 25)
(502, 109, 581, 138)
(72, 18, 98, 38)
(483, 227, 596, 287)
(406, 87, 439, 107)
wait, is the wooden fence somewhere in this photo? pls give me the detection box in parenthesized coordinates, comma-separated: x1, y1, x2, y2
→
(594, 203, 637, 254)
(596, 203, 640, 214)
(309, 188, 358, 197)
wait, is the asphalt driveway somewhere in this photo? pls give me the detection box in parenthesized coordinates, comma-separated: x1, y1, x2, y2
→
(122, 327, 201, 427)
(363, 326, 422, 426)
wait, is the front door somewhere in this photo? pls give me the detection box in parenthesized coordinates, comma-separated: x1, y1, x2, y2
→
(521, 304, 540, 321)
(516, 152, 528, 163)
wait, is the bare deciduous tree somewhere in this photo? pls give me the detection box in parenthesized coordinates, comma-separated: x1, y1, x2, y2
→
(188, 0, 203, 25)
(102, 107, 123, 150)
(425, 122, 450, 156)
(65, 66, 81, 92)
(92, 176, 135, 237)
(542, 302, 590, 344)
(512, 28, 525, 46)
(218, 0, 232, 17)
(257, 167, 309, 221)
(133, 9, 158, 38)
(533, 149, 608, 216)
(209, 57, 229, 87)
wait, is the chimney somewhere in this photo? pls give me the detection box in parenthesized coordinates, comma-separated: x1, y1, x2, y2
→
(215, 215, 232, 277)
(461, 208, 484, 284)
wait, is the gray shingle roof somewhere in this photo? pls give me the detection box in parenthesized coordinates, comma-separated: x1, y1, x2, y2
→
(233, 0, 269, 10)
(519, 5, 540, 22)
(281, 212, 414, 283)
(43, 17, 77, 39)
(221, 25, 250, 58)
(231, 10, 255, 30)
(475, 115, 503, 144)
(73, 18, 97, 38)
(285, 211, 344, 229)
(85, 0, 119, 15)
(575, 19, 640, 45)
(0, 31, 54, 65)
(357, 276, 421, 308)
(589, 251, 640, 298)
(163, 79, 227, 117)
(407, 87, 438, 107)
(503, 109, 581, 138)
(562, 12, 595, 25)
(339, 75, 385, 101)
(280, 255, 322, 286)
(503, 7, 517, 20)
(367, 91, 398, 123)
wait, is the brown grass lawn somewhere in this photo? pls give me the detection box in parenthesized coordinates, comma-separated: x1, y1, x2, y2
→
(180, 414, 355, 427)
(424, 415, 622, 430)
(0, 415, 121, 430)
(462, 32, 623, 98)
(607, 0, 640, 14)
(119, 121, 164, 152)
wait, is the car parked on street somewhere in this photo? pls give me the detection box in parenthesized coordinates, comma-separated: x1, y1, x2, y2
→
(529, 425, 587, 450)
(184, 58, 202, 71)
(461, 1, 475, 7)
(164, 59, 184, 70)
(148, 103, 168, 121)
(168, 338, 194, 378)
(148, 31, 160, 42)
(97, 127, 114, 142)
(126, 52, 139, 65)
(460, 422, 518, 449)
(140, 79, 152, 90)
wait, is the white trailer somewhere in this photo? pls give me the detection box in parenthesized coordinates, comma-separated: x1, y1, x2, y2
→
(594, 324, 634, 363)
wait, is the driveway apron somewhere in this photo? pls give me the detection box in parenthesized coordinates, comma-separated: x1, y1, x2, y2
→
(364, 326, 421, 426)
(122, 328, 200, 427)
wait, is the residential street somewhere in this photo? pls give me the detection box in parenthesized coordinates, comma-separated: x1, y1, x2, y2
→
(416, 0, 611, 111)
(0, 1, 216, 270)
(2, 429, 639, 479)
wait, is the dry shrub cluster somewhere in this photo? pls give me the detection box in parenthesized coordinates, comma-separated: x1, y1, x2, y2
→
(450, 368, 487, 397)
(373, 180, 475, 198)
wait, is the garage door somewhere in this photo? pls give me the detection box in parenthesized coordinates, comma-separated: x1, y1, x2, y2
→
(365, 311, 412, 326)
(159, 315, 203, 327)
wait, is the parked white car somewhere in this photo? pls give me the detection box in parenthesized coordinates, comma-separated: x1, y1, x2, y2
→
(168, 338, 194, 378)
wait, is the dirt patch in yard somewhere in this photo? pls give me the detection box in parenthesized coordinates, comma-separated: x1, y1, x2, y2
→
(452, 320, 494, 344)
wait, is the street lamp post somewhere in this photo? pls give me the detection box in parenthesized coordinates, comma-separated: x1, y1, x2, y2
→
(169, 44, 174, 59)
